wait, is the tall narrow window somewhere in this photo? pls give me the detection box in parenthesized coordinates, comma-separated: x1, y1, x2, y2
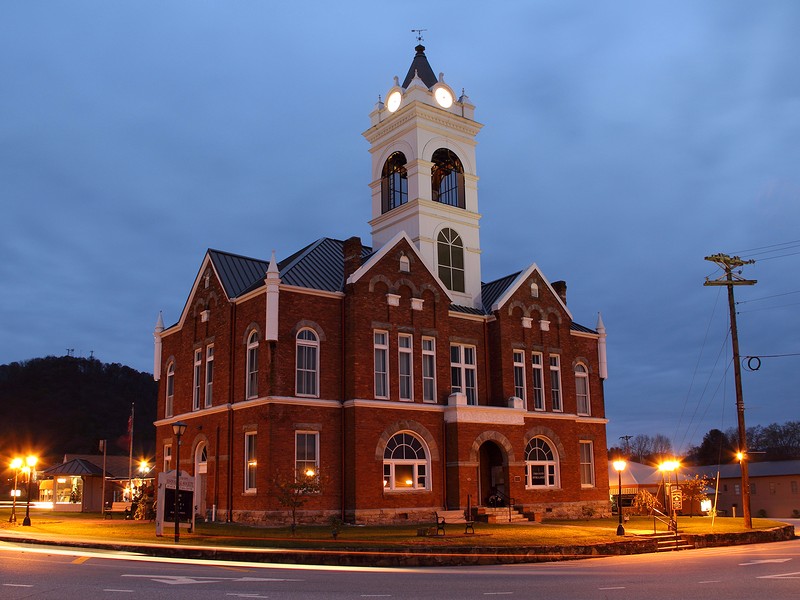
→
(246, 331, 259, 398)
(422, 337, 436, 403)
(296, 329, 319, 397)
(431, 148, 465, 208)
(244, 432, 257, 492)
(437, 228, 465, 293)
(398, 334, 413, 401)
(531, 353, 544, 411)
(549, 354, 562, 412)
(575, 363, 590, 415)
(381, 151, 408, 213)
(579, 441, 595, 487)
(295, 431, 319, 479)
(163, 444, 172, 473)
(165, 362, 174, 418)
(383, 432, 429, 491)
(205, 345, 214, 408)
(513, 350, 526, 400)
(450, 344, 477, 405)
(525, 437, 559, 488)
(374, 331, 389, 399)
(193, 349, 202, 410)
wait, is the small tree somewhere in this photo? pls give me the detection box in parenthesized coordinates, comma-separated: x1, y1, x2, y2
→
(272, 470, 320, 534)
(632, 489, 663, 516)
(679, 474, 710, 517)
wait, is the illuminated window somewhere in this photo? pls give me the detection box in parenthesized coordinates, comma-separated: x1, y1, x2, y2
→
(431, 148, 464, 208)
(163, 444, 172, 473)
(246, 330, 259, 398)
(531, 353, 544, 411)
(450, 344, 477, 405)
(383, 432, 429, 491)
(165, 362, 174, 418)
(381, 151, 408, 213)
(374, 330, 389, 399)
(513, 350, 526, 400)
(575, 363, 590, 415)
(296, 329, 319, 397)
(399, 334, 413, 401)
(579, 441, 595, 487)
(296, 432, 319, 480)
(437, 228, 465, 293)
(422, 337, 436, 403)
(549, 355, 562, 412)
(193, 349, 202, 410)
(244, 432, 257, 492)
(525, 438, 559, 488)
(205, 345, 214, 408)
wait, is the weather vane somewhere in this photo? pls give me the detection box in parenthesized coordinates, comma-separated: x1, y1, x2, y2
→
(411, 29, 426, 43)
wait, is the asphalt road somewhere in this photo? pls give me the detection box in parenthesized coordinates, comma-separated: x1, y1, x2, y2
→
(0, 538, 798, 599)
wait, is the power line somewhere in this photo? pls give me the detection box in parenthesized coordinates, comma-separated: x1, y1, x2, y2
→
(737, 290, 800, 304)
(730, 239, 800, 255)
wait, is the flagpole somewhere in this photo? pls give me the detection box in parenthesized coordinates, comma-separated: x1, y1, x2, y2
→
(128, 403, 134, 501)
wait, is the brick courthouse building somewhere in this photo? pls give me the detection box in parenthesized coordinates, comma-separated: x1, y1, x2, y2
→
(153, 45, 611, 524)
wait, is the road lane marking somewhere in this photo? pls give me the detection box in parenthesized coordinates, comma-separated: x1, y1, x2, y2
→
(484, 593, 513, 595)
(72, 556, 91, 564)
(598, 587, 626, 590)
(103, 590, 134, 593)
(3, 584, 34, 587)
(122, 574, 301, 585)
(699, 580, 722, 584)
(740, 559, 792, 565)
(226, 595, 269, 599)
(758, 572, 800, 580)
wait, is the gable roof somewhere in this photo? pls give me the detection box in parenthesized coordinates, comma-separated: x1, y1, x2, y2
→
(41, 458, 106, 477)
(208, 249, 270, 298)
(279, 238, 371, 293)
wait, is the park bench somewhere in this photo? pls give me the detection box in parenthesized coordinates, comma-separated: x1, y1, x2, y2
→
(105, 501, 132, 519)
(435, 509, 475, 535)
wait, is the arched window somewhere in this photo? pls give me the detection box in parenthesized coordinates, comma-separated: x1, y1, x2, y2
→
(437, 228, 465, 293)
(383, 432, 429, 491)
(246, 330, 259, 398)
(295, 328, 319, 397)
(165, 362, 174, 418)
(525, 437, 559, 488)
(431, 148, 464, 208)
(381, 151, 408, 213)
(575, 364, 590, 415)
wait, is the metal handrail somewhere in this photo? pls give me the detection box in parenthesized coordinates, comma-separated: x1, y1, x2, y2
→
(490, 489, 516, 522)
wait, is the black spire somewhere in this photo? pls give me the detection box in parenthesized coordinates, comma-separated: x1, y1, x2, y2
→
(401, 44, 438, 89)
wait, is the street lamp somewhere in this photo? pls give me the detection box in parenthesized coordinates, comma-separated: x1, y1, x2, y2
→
(9, 458, 22, 523)
(21, 455, 38, 526)
(658, 460, 679, 532)
(172, 421, 187, 543)
(613, 459, 627, 536)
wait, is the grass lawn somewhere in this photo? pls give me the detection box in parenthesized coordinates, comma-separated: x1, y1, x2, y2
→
(0, 508, 789, 550)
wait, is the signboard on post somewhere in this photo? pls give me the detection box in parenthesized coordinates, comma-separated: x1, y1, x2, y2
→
(155, 470, 194, 537)
(671, 487, 683, 511)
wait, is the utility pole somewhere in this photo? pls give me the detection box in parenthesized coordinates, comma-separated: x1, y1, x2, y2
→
(704, 253, 756, 528)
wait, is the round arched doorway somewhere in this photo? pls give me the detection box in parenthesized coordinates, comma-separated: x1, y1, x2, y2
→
(478, 440, 508, 506)
(194, 442, 208, 520)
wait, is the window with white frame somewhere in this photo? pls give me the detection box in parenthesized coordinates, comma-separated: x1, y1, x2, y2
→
(246, 331, 259, 398)
(295, 431, 319, 479)
(575, 363, 590, 415)
(513, 350, 526, 400)
(398, 334, 413, 401)
(549, 354, 562, 412)
(436, 228, 465, 293)
(374, 330, 389, 399)
(193, 348, 202, 410)
(525, 437, 559, 488)
(295, 329, 319, 397)
(244, 432, 257, 492)
(165, 362, 174, 418)
(205, 345, 214, 408)
(383, 432, 429, 491)
(579, 441, 595, 487)
(531, 353, 544, 410)
(163, 444, 172, 473)
(450, 344, 477, 405)
(422, 337, 436, 403)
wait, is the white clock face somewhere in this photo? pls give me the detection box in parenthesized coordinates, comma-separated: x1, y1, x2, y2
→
(387, 90, 402, 113)
(434, 87, 453, 108)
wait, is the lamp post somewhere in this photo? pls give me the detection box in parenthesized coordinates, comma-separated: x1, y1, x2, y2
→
(613, 459, 627, 536)
(21, 455, 38, 526)
(9, 458, 22, 523)
(659, 460, 679, 532)
(172, 421, 187, 543)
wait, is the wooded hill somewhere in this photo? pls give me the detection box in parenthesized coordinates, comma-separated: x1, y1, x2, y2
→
(0, 356, 157, 463)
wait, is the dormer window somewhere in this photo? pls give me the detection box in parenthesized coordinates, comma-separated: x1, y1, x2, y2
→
(381, 152, 408, 213)
(431, 148, 464, 208)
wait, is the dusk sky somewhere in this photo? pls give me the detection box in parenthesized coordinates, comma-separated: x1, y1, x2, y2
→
(3, 2, 798, 454)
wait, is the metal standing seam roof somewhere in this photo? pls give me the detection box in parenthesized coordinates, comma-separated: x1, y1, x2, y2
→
(481, 272, 522, 311)
(208, 249, 270, 299)
(41, 458, 106, 477)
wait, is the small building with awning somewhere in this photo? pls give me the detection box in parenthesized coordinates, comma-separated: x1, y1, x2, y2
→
(38, 458, 106, 512)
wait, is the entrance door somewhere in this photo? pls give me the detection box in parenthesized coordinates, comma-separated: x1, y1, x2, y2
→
(478, 441, 507, 506)
(194, 443, 208, 519)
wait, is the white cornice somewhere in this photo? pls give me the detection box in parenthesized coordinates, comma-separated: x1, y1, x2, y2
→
(571, 330, 600, 340)
(363, 101, 483, 144)
(343, 399, 444, 412)
(448, 310, 488, 322)
(445, 404, 526, 425)
(154, 404, 232, 427)
(232, 396, 341, 411)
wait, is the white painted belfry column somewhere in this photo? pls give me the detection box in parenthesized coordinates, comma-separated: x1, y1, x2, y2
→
(153, 312, 164, 381)
(597, 312, 608, 380)
(265, 251, 280, 342)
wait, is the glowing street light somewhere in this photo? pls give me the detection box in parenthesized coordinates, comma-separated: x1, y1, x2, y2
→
(21, 455, 38, 527)
(9, 458, 23, 523)
(613, 459, 627, 536)
(658, 460, 680, 532)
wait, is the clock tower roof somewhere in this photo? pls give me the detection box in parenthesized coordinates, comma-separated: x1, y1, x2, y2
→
(401, 44, 438, 89)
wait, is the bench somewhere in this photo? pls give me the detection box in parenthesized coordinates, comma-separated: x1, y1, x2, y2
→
(435, 509, 475, 535)
(105, 501, 133, 519)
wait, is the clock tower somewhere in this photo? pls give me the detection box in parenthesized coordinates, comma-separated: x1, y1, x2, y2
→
(364, 45, 483, 308)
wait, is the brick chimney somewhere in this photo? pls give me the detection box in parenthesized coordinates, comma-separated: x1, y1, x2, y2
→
(343, 236, 363, 282)
(552, 280, 567, 305)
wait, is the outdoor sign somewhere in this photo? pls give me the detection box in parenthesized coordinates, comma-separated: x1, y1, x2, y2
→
(155, 470, 194, 537)
(671, 487, 683, 511)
